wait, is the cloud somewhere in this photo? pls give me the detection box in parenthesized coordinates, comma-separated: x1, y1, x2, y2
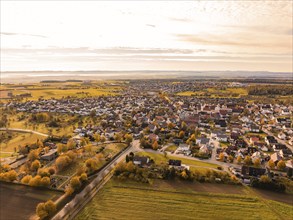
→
(176, 33, 292, 50)
(2, 47, 196, 55)
(169, 17, 191, 23)
(0, 32, 47, 38)
(146, 24, 156, 28)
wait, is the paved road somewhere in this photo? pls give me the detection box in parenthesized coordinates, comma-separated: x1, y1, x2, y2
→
(52, 140, 139, 220)
(0, 128, 49, 137)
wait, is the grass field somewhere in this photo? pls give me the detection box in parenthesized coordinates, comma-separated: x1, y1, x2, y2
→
(0, 131, 46, 153)
(75, 179, 293, 220)
(165, 145, 178, 152)
(136, 151, 219, 169)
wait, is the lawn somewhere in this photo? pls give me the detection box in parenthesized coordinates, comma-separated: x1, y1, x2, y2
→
(0, 131, 46, 153)
(75, 179, 292, 220)
(137, 151, 219, 169)
(165, 145, 177, 152)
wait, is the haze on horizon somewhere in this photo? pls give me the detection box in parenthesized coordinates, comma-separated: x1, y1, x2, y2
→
(1, 1, 292, 72)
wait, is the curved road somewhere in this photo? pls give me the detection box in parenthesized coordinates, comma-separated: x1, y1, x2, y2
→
(0, 128, 49, 137)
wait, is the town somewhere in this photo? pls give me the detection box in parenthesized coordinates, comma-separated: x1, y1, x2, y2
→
(0, 79, 292, 219)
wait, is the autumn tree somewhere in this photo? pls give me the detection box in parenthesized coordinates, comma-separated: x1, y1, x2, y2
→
(67, 139, 76, 150)
(259, 175, 271, 183)
(85, 158, 99, 172)
(28, 149, 40, 161)
(178, 131, 185, 139)
(253, 158, 261, 167)
(21, 175, 32, 184)
(236, 156, 242, 164)
(93, 133, 101, 142)
(57, 143, 68, 154)
(277, 160, 286, 170)
(29, 175, 42, 187)
(228, 155, 234, 163)
(70, 176, 81, 191)
(152, 140, 159, 150)
(268, 159, 275, 169)
(124, 134, 133, 145)
(114, 133, 123, 142)
(31, 160, 41, 172)
(36, 200, 56, 220)
(244, 156, 252, 165)
(40, 176, 50, 187)
(100, 135, 106, 143)
(219, 153, 225, 162)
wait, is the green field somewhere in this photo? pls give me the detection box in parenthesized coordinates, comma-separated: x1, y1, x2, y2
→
(165, 145, 178, 152)
(137, 151, 219, 169)
(75, 179, 292, 220)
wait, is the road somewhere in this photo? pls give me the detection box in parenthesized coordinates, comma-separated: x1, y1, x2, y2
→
(52, 140, 139, 220)
(262, 127, 293, 151)
(0, 128, 49, 137)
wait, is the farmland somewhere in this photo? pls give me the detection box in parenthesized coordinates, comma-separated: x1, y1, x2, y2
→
(177, 87, 248, 98)
(0, 81, 123, 102)
(136, 151, 219, 169)
(75, 179, 293, 220)
(0, 182, 62, 220)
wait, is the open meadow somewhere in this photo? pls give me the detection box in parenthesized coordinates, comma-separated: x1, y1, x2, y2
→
(75, 179, 293, 220)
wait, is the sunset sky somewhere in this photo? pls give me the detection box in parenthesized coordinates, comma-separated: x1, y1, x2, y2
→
(1, 1, 292, 72)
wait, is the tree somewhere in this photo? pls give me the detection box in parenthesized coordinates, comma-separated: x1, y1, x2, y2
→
(268, 159, 275, 169)
(57, 143, 68, 154)
(253, 158, 261, 167)
(31, 160, 41, 172)
(228, 155, 234, 163)
(84, 144, 94, 156)
(124, 134, 133, 145)
(41, 177, 50, 187)
(36, 203, 48, 220)
(55, 155, 71, 171)
(114, 133, 123, 142)
(36, 200, 56, 220)
(37, 168, 50, 177)
(28, 149, 40, 161)
(70, 176, 81, 191)
(80, 173, 87, 182)
(167, 122, 175, 130)
(152, 140, 159, 150)
(244, 156, 251, 165)
(100, 135, 106, 143)
(259, 175, 271, 183)
(29, 175, 42, 187)
(236, 156, 242, 164)
(178, 130, 185, 139)
(93, 133, 101, 142)
(181, 121, 187, 131)
(80, 137, 90, 147)
(67, 139, 76, 150)
(277, 160, 286, 170)
(21, 175, 32, 184)
(85, 158, 99, 172)
(219, 153, 225, 162)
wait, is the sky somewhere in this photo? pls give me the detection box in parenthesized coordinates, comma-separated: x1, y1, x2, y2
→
(1, 1, 292, 72)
